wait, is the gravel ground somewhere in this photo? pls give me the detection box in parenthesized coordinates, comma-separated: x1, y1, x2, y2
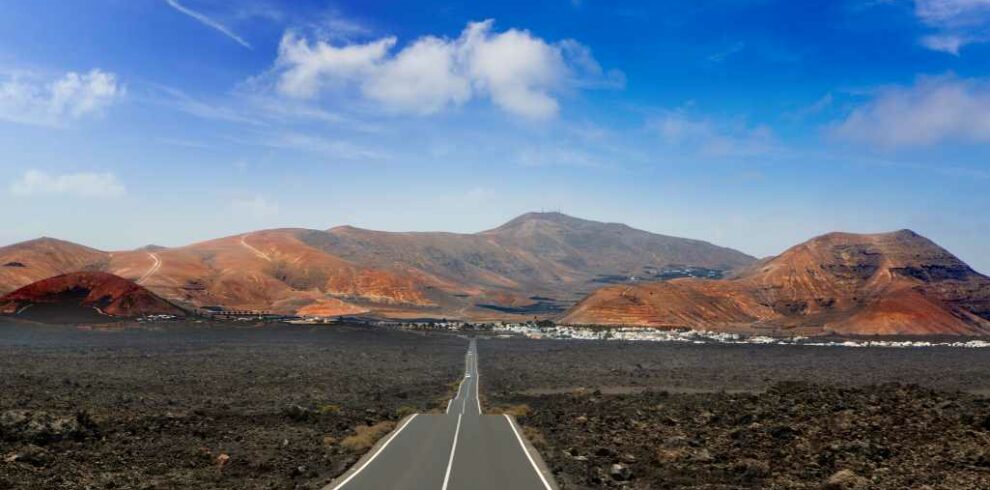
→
(479, 337, 990, 489)
(0, 322, 466, 489)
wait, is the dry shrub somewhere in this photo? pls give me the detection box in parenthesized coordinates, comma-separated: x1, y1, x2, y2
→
(340, 421, 396, 452)
(396, 405, 417, 418)
(317, 404, 341, 415)
(491, 404, 532, 418)
(522, 426, 547, 449)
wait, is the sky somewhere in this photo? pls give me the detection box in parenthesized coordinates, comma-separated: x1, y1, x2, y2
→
(2, 0, 990, 272)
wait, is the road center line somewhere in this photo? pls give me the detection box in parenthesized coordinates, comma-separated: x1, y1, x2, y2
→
(504, 414, 554, 490)
(441, 413, 463, 490)
(329, 414, 419, 490)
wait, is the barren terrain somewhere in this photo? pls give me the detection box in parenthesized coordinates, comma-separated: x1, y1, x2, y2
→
(480, 338, 990, 489)
(0, 322, 465, 489)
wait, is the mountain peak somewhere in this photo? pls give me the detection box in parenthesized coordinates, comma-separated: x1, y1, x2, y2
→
(487, 212, 604, 233)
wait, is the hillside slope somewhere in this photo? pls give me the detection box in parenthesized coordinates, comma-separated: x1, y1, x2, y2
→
(563, 230, 990, 336)
(0, 272, 185, 322)
(0, 213, 754, 319)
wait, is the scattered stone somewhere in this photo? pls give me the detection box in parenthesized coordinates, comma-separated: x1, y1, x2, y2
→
(609, 463, 632, 481)
(283, 405, 314, 422)
(825, 469, 868, 489)
(0, 410, 83, 444)
(3, 445, 49, 466)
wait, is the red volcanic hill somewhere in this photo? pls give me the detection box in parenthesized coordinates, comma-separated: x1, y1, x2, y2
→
(0, 272, 185, 323)
(563, 230, 990, 336)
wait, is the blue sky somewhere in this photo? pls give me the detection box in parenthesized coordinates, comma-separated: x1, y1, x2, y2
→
(2, 0, 990, 272)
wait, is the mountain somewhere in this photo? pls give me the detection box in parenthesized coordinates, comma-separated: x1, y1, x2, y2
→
(0, 213, 755, 319)
(0, 272, 185, 323)
(563, 230, 990, 336)
(0, 238, 107, 294)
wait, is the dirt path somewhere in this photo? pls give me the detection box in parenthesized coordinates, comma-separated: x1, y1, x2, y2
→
(136, 252, 161, 285)
(240, 234, 272, 262)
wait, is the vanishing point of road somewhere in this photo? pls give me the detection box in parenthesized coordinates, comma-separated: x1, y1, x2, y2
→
(326, 338, 556, 490)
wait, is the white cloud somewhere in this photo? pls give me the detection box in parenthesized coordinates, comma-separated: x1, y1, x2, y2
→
(914, 0, 990, 53)
(648, 111, 778, 157)
(916, 0, 990, 25)
(231, 195, 278, 218)
(0, 69, 123, 126)
(271, 19, 620, 119)
(920, 33, 967, 54)
(276, 33, 394, 98)
(831, 75, 990, 148)
(164, 0, 251, 49)
(10, 170, 126, 198)
(363, 36, 471, 114)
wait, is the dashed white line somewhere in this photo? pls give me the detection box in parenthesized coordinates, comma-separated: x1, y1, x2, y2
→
(504, 414, 554, 490)
(440, 413, 463, 490)
(329, 414, 419, 490)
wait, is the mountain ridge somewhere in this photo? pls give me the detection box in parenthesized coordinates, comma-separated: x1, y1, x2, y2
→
(0, 213, 755, 320)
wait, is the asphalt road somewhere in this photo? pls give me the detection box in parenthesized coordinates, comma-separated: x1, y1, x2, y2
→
(327, 338, 554, 490)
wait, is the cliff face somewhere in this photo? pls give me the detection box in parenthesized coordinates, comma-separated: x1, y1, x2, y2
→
(564, 230, 990, 336)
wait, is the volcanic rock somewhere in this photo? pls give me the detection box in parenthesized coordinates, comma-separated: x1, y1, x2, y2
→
(0, 272, 184, 322)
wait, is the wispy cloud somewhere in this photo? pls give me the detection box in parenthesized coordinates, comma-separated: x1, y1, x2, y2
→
(707, 42, 745, 63)
(913, 0, 990, 54)
(165, 0, 252, 49)
(262, 132, 389, 161)
(785, 93, 834, 121)
(9, 170, 126, 198)
(151, 84, 263, 125)
(648, 110, 780, 158)
(517, 145, 610, 168)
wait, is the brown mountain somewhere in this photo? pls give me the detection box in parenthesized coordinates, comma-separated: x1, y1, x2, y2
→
(0, 238, 107, 293)
(0, 213, 754, 319)
(0, 272, 185, 323)
(563, 230, 990, 336)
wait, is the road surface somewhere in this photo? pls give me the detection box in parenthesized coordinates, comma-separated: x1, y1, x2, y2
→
(327, 338, 554, 490)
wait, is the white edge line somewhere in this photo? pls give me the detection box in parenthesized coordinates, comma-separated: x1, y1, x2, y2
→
(504, 414, 553, 490)
(452, 377, 466, 414)
(475, 356, 482, 414)
(441, 413, 463, 490)
(329, 414, 419, 490)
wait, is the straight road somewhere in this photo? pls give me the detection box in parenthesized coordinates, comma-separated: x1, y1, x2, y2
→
(327, 338, 554, 490)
